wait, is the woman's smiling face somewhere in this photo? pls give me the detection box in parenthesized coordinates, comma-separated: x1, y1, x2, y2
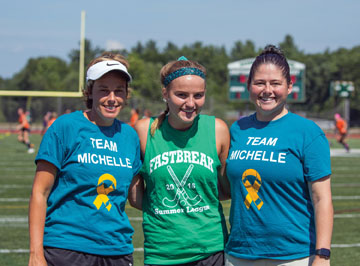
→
(249, 63, 292, 122)
(90, 71, 127, 126)
(163, 75, 206, 130)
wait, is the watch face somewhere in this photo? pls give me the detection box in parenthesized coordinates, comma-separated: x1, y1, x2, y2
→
(316, 248, 331, 258)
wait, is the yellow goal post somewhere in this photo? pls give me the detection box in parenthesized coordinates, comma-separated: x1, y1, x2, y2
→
(0, 11, 86, 98)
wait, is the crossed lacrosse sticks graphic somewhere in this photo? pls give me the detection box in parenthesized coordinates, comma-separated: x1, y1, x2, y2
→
(162, 164, 202, 208)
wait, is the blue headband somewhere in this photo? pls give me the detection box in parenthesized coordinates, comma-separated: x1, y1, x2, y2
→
(163, 56, 206, 87)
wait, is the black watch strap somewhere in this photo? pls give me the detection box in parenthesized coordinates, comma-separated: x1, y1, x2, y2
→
(315, 248, 331, 259)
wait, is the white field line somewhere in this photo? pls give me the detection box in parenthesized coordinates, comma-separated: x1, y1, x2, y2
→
(2, 183, 359, 189)
(330, 148, 360, 157)
(0, 198, 29, 202)
(0, 217, 27, 222)
(332, 183, 360, 187)
(223, 214, 360, 219)
(0, 175, 35, 179)
(4, 245, 360, 254)
(0, 216, 143, 223)
(0, 185, 32, 189)
(129, 217, 142, 221)
(334, 214, 360, 218)
(331, 166, 360, 172)
(1, 167, 36, 171)
(332, 175, 360, 179)
(0, 162, 35, 166)
(1, 213, 359, 224)
(0, 249, 29, 254)
(1, 196, 360, 203)
(0, 248, 144, 254)
(332, 196, 360, 200)
(331, 243, 360, 248)
(3, 183, 359, 188)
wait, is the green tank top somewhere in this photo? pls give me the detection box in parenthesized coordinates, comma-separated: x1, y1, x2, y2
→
(140, 115, 228, 265)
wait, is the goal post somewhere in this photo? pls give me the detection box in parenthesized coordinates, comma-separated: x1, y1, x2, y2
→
(0, 90, 83, 97)
(0, 11, 86, 98)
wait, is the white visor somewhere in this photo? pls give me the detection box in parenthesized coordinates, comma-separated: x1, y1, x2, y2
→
(86, 60, 132, 82)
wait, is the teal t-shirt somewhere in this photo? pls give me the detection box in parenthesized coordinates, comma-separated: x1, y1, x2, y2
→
(225, 112, 331, 260)
(35, 111, 142, 255)
(141, 115, 228, 265)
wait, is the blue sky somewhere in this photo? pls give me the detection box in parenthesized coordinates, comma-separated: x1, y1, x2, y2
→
(1, 0, 359, 79)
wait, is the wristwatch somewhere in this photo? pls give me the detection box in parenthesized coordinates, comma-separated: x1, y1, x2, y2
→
(315, 248, 331, 259)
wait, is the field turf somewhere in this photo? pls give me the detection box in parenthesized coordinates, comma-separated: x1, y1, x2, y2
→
(0, 133, 359, 265)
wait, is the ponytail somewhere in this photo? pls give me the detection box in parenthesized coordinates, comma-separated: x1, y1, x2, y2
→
(150, 107, 169, 136)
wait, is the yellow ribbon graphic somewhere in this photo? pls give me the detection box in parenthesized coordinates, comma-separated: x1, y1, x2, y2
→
(93, 173, 117, 211)
(242, 169, 263, 210)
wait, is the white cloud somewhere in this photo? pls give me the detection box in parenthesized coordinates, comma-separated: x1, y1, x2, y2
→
(106, 40, 125, 51)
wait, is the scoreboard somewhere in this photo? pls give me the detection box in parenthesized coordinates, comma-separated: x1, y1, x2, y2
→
(228, 58, 306, 102)
(330, 81, 354, 98)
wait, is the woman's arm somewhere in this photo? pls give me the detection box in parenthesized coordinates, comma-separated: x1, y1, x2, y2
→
(28, 160, 57, 266)
(215, 118, 231, 200)
(311, 175, 333, 266)
(128, 174, 144, 210)
(134, 118, 150, 157)
(128, 118, 150, 211)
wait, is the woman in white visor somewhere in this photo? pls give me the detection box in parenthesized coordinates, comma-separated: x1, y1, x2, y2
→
(28, 52, 142, 266)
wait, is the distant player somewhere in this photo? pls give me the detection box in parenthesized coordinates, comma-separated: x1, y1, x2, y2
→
(46, 112, 58, 129)
(41, 111, 51, 135)
(129, 108, 139, 127)
(16, 107, 34, 153)
(142, 109, 152, 119)
(334, 113, 350, 152)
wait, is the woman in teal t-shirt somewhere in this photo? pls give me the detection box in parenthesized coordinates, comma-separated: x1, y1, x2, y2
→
(28, 52, 142, 266)
(129, 57, 230, 265)
(225, 45, 333, 266)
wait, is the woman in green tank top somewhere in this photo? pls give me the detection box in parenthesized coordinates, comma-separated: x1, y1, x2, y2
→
(129, 56, 231, 266)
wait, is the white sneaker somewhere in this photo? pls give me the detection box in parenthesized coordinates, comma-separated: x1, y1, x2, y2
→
(28, 148, 35, 154)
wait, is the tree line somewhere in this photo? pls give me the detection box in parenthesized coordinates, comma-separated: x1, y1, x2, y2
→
(0, 35, 359, 125)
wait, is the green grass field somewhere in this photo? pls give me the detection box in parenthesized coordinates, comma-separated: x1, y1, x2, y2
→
(0, 133, 359, 265)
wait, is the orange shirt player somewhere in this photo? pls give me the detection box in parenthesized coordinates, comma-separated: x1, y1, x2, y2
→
(334, 113, 350, 152)
(129, 108, 139, 127)
(17, 108, 35, 153)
